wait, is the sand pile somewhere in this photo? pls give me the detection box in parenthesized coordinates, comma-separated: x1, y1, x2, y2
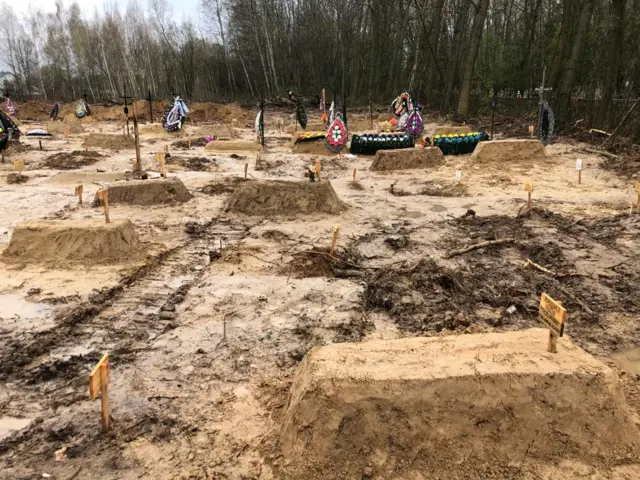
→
(85, 133, 135, 150)
(291, 139, 333, 156)
(193, 125, 238, 139)
(277, 329, 640, 479)
(434, 125, 472, 135)
(371, 147, 444, 171)
(43, 150, 103, 170)
(46, 118, 84, 135)
(188, 102, 252, 124)
(2, 219, 144, 266)
(472, 139, 547, 164)
(225, 180, 346, 216)
(98, 178, 192, 206)
(205, 140, 260, 153)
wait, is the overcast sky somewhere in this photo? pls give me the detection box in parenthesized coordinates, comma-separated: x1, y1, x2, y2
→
(8, 0, 200, 20)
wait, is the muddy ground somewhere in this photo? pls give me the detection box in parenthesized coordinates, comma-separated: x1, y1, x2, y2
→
(0, 109, 639, 479)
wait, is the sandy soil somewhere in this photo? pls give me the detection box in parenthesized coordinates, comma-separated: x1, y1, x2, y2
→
(0, 111, 639, 480)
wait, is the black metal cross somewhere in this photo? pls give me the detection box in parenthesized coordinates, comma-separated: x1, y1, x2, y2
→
(147, 90, 154, 123)
(120, 85, 133, 135)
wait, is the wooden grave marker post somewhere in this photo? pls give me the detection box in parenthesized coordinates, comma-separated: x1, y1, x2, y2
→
(330, 224, 340, 256)
(524, 181, 534, 208)
(352, 168, 357, 182)
(75, 184, 83, 205)
(14, 159, 24, 175)
(97, 189, 110, 223)
(155, 152, 166, 177)
(132, 101, 142, 172)
(635, 183, 640, 205)
(315, 159, 321, 181)
(576, 158, 583, 184)
(244, 163, 248, 179)
(64, 124, 70, 144)
(539, 293, 567, 353)
(89, 353, 110, 432)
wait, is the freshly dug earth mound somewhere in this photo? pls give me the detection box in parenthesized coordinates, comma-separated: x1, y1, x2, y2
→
(85, 133, 135, 150)
(193, 125, 238, 139)
(46, 119, 84, 135)
(205, 140, 260, 153)
(472, 139, 547, 164)
(371, 147, 444, 171)
(285, 122, 327, 134)
(291, 139, 334, 156)
(2, 219, 144, 266)
(277, 329, 640, 480)
(166, 155, 216, 171)
(6, 173, 28, 184)
(434, 125, 472, 136)
(225, 180, 346, 216)
(99, 177, 192, 206)
(43, 150, 103, 170)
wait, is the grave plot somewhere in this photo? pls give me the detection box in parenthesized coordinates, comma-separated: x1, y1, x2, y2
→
(95, 178, 192, 206)
(370, 147, 444, 171)
(472, 139, 547, 164)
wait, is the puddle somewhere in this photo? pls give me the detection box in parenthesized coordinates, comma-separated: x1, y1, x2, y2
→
(0, 294, 50, 319)
(0, 416, 32, 440)
(611, 347, 640, 377)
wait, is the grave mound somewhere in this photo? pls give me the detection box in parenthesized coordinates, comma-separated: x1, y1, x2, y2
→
(85, 133, 135, 150)
(204, 140, 260, 153)
(277, 329, 640, 479)
(291, 139, 334, 156)
(99, 177, 192, 206)
(472, 139, 547, 164)
(2, 219, 144, 266)
(225, 180, 346, 216)
(371, 147, 444, 171)
(433, 125, 472, 136)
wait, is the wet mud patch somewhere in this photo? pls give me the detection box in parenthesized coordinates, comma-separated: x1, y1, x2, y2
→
(166, 155, 217, 171)
(200, 176, 245, 195)
(419, 182, 469, 197)
(43, 150, 103, 170)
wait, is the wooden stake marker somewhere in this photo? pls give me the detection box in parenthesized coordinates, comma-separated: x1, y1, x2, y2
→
(97, 189, 110, 223)
(188, 135, 192, 149)
(635, 183, 640, 206)
(528, 125, 535, 139)
(539, 293, 567, 353)
(75, 184, 83, 205)
(155, 152, 166, 177)
(524, 181, 534, 208)
(89, 353, 110, 432)
(576, 158, 583, 184)
(315, 159, 321, 181)
(244, 163, 248, 179)
(14, 159, 24, 174)
(352, 168, 357, 182)
(330, 224, 340, 256)
(64, 125, 70, 144)
(164, 144, 169, 154)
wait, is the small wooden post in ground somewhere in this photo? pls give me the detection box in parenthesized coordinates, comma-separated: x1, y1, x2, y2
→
(132, 101, 142, 172)
(634, 183, 639, 206)
(528, 125, 535, 138)
(330, 224, 340, 256)
(64, 124, 70, 144)
(155, 152, 166, 177)
(188, 135, 192, 149)
(352, 168, 357, 182)
(524, 181, 534, 208)
(539, 293, 567, 353)
(39, 140, 42, 151)
(97, 189, 110, 223)
(14, 160, 24, 175)
(576, 159, 583, 184)
(244, 163, 248, 179)
(164, 144, 168, 154)
(75, 185, 83, 205)
(89, 353, 110, 432)
(315, 159, 321, 181)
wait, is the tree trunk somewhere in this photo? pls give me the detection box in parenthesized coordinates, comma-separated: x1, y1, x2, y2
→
(557, 0, 595, 119)
(425, 0, 446, 101)
(442, 0, 469, 111)
(598, 0, 626, 127)
(549, 0, 573, 90)
(456, 0, 490, 119)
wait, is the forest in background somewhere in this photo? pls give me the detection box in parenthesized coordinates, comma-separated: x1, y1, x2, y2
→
(0, 0, 639, 130)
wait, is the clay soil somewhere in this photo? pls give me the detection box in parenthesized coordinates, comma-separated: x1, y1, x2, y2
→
(0, 108, 639, 480)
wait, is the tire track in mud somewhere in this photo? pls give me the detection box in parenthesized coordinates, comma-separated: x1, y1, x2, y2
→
(0, 221, 248, 386)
